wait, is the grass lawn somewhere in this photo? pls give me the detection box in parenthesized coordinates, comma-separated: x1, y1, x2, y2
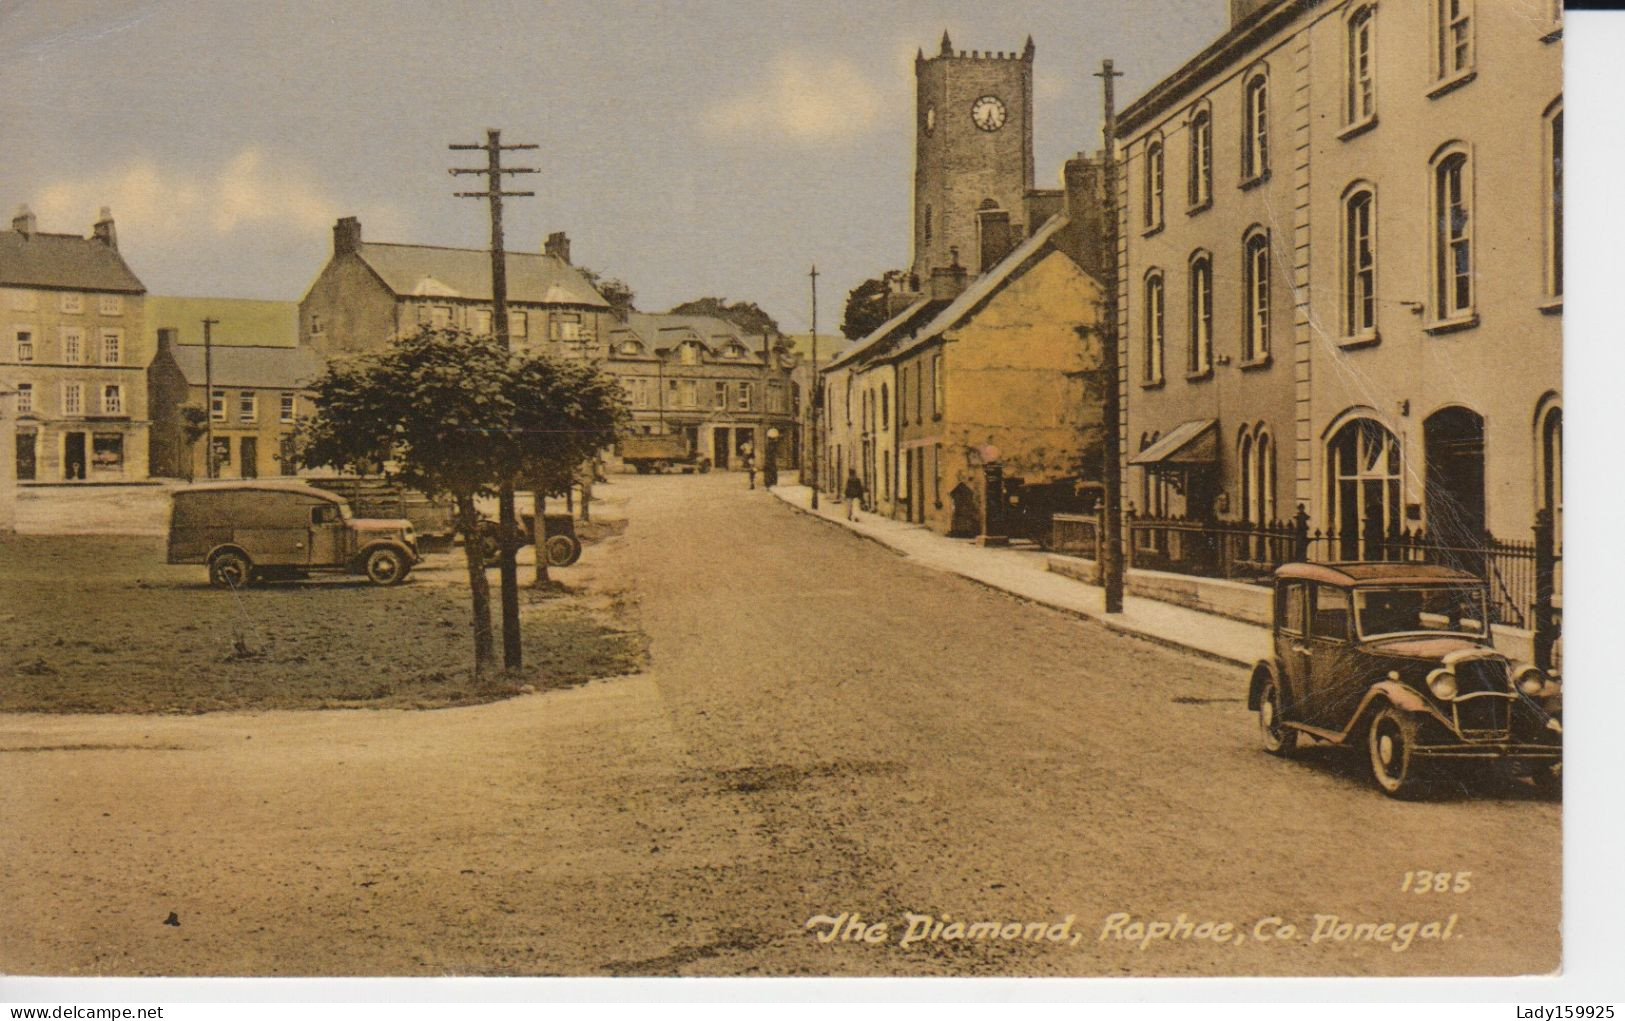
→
(0, 534, 645, 714)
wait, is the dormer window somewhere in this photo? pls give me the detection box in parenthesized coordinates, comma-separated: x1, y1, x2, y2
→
(679, 341, 700, 366)
(618, 340, 642, 356)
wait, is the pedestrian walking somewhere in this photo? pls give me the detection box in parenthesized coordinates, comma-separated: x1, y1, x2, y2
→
(743, 452, 756, 490)
(843, 469, 865, 521)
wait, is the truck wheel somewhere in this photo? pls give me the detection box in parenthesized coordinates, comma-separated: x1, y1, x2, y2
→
(209, 551, 253, 589)
(1367, 705, 1426, 798)
(545, 534, 581, 567)
(365, 547, 408, 586)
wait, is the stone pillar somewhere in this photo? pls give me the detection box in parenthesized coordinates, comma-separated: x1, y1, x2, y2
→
(0, 389, 17, 532)
(975, 463, 1008, 547)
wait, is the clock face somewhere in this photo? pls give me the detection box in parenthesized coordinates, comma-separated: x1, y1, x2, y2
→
(971, 94, 1007, 132)
(925, 105, 936, 135)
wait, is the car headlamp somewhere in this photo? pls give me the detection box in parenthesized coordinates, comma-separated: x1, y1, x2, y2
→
(1514, 666, 1547, 697)
(1426, 669, 1457, 701)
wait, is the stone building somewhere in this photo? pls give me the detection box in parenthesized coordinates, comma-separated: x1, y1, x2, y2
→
(820, 33, 1109, 533)
(1, 206, 149, 482)
(298, 219, 613, 361)
(146, 315, 319, 480)
(604, 312, 799, 471)
(1117, 0, 1562, 622)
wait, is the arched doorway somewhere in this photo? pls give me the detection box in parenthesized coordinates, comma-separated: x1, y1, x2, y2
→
(1423, 407, 1486, 575)
(1540, 405, 1562, 547)
(1327, 418, 1401, 560)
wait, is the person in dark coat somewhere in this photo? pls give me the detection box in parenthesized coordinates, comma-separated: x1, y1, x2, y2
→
(843, 469, 865, 521)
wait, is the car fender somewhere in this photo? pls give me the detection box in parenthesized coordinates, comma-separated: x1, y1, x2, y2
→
(354, 540, 416, 570)
(1345, 681, 1450, 741)
(1247, 659, 1284, 711)
(205, 542, 252, 566)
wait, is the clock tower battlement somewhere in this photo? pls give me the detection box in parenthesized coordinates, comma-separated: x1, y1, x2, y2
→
(911, 31, 1036, 282)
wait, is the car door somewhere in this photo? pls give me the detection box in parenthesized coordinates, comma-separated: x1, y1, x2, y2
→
(308, 502, 346, 567)
(1275, 581, 1312, 718)
(1304, 583, 1359, 729)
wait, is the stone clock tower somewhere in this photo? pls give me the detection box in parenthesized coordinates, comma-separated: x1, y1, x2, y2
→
(911, 31, 1036, 281)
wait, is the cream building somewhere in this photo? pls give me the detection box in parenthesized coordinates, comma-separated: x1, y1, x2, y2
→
(1118, 0, 1562, 624)
(1, 206, 150, 482)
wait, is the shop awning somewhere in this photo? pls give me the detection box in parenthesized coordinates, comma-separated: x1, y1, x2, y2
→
(1129, 419, 1218, 467)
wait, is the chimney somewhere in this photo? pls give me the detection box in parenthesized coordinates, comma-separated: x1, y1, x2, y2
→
(929, 247, 969, 302)
(884, 272, 921, 319)
(333, 216, 362, 256)
(92, 207, 117, 249)
(11, 205, 35, 236)
(544, 231, 571, 264)
(1058, 154, 1108, 280)
(977, 206, 1014, 274)
(155, 327, 177, 357)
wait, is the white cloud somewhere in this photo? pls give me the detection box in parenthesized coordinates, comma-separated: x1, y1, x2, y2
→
(32, 146, 391, 248)
(702, 52, 882, 144)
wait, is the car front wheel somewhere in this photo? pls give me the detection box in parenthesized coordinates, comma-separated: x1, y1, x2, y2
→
(365, 547, 408, 586)
(1258, 676, 1297, 757)
(209, 551, 253, 589)
(1367, 705, 1425, 798)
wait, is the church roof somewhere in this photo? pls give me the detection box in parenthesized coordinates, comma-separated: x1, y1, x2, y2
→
(353, 243, 610, 309)
(0, 229, 146, 294)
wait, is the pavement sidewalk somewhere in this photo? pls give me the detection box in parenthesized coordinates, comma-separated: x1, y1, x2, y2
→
(769, 482, 1268, 670)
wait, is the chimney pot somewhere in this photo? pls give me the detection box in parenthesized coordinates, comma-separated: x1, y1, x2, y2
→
(11, 204, 36, 236)
(333, 216, 362, 256)
(92, 207, 118, 250)
(544, 231, 572, 264)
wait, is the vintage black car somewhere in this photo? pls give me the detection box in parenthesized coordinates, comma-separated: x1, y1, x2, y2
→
(1247, 562, 1562, 797)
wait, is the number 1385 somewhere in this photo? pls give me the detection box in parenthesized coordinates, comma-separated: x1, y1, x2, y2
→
(1401, 870, 1471, 893)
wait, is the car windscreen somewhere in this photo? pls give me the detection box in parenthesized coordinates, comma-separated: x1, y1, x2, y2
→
(1354, 586, 1488, 640)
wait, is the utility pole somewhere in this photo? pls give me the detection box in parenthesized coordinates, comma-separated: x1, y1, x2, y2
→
(1095, 59, 1125, 614)
(202, 317, 219, 479)
(451, 128, 538, 672)
(809, 263, 820, 510)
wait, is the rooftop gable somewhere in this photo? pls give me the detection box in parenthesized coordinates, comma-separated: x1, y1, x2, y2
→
(0, 229, 146, 294)
(353, 242, 610, 309)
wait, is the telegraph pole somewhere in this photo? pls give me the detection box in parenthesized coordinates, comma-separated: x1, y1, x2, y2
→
(1095, 59, 1125, 614)
(451, 128, 538, 672)
(202, 317, 219, 479)
(809, 263, 820, 510)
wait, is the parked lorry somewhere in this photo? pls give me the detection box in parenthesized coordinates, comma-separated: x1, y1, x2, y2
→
(168, 481, 419, 587)
(618, 433, 711, 475)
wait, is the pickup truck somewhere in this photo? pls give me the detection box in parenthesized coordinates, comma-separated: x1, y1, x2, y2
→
(618, 433, 711, 475)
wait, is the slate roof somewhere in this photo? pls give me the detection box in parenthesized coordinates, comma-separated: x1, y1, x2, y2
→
(886, 215, 1075, 364)
(353, 243, 609, 309)
(169, 344, 323, 390)
(622, 312, 768, 353)
(147, 296, 299, 348)
(824, 295, 953, 371)
(0, 229, 146, 294)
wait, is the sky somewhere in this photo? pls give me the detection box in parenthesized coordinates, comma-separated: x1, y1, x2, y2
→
(0, 0, 1226, 333)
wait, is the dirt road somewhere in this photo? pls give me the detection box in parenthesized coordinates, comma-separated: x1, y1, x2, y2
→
(0, 474, 1559, 976)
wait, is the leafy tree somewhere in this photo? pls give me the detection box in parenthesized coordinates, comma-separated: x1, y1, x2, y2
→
(297, 327, 627, 680)
(669, 297, 781, 339)
(579, 266, 636, 319)
(840, 271, 905, 340)
(178, 404, 209, 482)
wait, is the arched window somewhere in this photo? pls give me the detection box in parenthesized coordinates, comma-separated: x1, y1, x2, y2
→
(1539, 402, 1563, 547)
(1188, 252, 1213, 375)
(1238, 433, 1255, 523)
(1432, 146, 1474, 320)
(1242, 229, 1271, 361)
(1237, 428, 1276, 529)
(1344, 186, 1377, 337)
(1347, 5, 1376, 124)
(1327, 418, 1401, 560)
(1546, 99, 1564, 298)
(1437, 0, 1474, 81)
(1144, 138, 1165, 229)
(1143, 271, 1165, 384)
(1242, 71, 1270, 181)
(1188, 107, 1212, 208)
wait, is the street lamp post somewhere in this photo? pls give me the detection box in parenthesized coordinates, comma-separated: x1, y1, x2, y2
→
(809, 263, 819, 510)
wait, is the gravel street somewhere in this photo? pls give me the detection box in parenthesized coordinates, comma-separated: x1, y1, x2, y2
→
(0, 473, 1559, 977)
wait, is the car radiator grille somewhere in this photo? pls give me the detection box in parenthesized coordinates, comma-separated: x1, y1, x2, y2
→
(1451, 658, 1512, 739)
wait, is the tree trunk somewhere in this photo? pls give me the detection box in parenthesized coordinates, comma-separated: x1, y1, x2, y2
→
(531, 489, 550, 587)
(454, 493, 497, 680)
(579, 460, 593, 522)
